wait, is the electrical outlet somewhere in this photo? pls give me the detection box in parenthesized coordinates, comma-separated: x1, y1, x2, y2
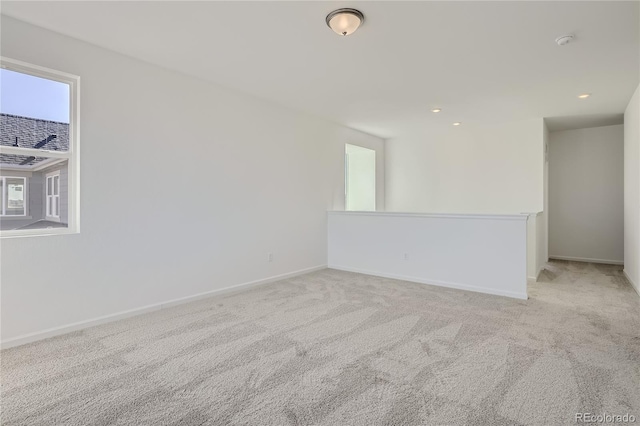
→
(268, 253, 273, 262)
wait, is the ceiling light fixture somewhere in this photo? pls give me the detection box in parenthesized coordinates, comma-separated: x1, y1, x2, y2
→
(326, 8, 364, 36)
(578, 93, 591, 99)
(453, 122, 461, 126)
(431, 108, 442, 113)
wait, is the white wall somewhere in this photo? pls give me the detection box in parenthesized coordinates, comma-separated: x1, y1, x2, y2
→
(385, 119, 545, 283)
(0, 16, 385, 345)
(526, 212, 545, 281)
(549, 125, 624, 264)
(328, 212, 528, 299)
(526, 214, 537, 280)
(624, 85, 640, 293)
(536, 213, 546, 275)
(385, 119, 544, 214)
(526, 123, 549, 281)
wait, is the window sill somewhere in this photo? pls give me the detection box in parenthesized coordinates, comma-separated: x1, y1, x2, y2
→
(0, 216, 33, 220)
(1, 227, 78, 239)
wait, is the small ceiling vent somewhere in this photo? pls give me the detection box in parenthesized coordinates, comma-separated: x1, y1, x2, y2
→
(555, 35, 574, 46)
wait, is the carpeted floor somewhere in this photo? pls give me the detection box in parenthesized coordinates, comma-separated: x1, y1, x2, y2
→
(1, 261, 639, 425)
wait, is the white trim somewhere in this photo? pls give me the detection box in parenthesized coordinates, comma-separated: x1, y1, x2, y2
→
(0, 227, 73, 239)
(0, 56, 80, 84)
(69, 66, 81, 235)
(0, 264, 327, 349)
(329, 265, 529, 300)
(0, 57, 80, 238)
(527, 268, 545, 284)
(328, 211, 528, 221)
(623, 270, 640, 297)
(549, 255, 624, 265)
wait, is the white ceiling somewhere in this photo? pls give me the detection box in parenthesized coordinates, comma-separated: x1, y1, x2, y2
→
(2, 1, 638, 138)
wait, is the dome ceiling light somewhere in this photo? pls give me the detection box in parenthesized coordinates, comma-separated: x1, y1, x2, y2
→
(326, 8, 365, 36)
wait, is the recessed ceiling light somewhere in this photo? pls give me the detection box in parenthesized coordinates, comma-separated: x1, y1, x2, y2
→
(578, 93, 591, 99)
(453, 122, 461, 126)
(431, 108, 442, 113)
(326, 8, 364, 36)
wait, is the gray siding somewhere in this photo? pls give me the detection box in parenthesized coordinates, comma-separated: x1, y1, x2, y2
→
(29, 173, 44, 221)
(39, 162, 68, 225)
(60, 166, 68, 224)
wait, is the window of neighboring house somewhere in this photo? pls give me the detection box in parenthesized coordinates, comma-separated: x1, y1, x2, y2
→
(1, 177, 27, 216)
(0, 58, 79, 236)
(345, 144, 376, 211)
(46, 171, 60, 220)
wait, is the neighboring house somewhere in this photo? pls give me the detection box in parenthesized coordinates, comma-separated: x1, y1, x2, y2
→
(0, 113, 69, 231)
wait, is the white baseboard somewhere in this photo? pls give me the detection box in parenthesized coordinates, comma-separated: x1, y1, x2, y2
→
(329, 265, 528, 300)
(526, 261, 547, 283)
(0, 265, 327, 350)
(549, 255, 624, 266)
(623, 269, 640, 297)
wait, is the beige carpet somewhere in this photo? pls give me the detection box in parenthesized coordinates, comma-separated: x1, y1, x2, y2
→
(2, 261, 639, 425)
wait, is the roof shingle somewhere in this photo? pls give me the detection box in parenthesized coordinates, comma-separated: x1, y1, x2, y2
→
(1, 113, 69, 151)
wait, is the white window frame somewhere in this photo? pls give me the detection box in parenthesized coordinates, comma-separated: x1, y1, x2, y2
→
(0, 57, 80, 238)
(0, 176, 27, 217)
(45, 171, 61, 221)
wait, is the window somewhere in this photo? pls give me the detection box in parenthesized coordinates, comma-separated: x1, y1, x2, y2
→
(345, 144, 376, 211)
(0, 58, 79, 236)
(1, 177, 26, 216)
(46, 171, 60, 220)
